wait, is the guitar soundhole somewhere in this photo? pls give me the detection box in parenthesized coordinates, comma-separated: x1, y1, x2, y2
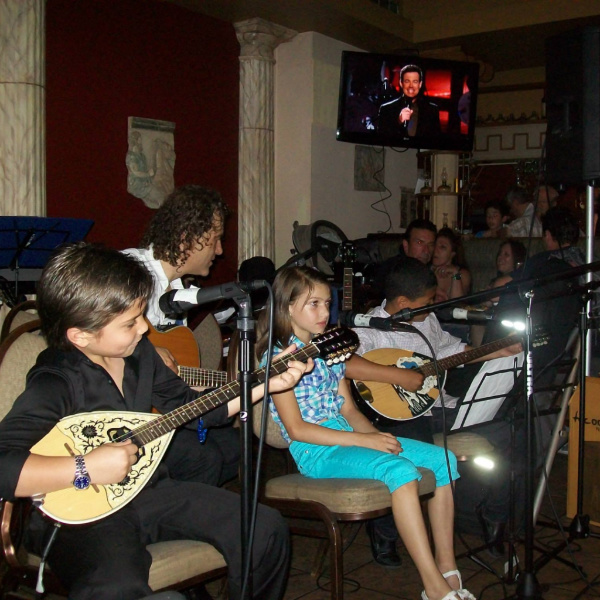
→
(106, 427, 146, 464)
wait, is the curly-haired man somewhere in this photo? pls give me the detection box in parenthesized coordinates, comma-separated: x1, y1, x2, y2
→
(125, 184, 229, 328)
(123, 185, 239, 489)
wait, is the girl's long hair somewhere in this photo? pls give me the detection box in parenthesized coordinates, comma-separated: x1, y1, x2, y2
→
(256, 266, 329, 360)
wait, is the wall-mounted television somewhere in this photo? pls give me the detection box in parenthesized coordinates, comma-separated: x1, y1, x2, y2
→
(336, 51, 479, 152)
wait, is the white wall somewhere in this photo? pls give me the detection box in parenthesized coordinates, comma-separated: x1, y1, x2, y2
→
(274, 32, 419, 267)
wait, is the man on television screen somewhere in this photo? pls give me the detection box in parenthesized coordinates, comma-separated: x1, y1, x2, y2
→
(377, 64, 441, 137)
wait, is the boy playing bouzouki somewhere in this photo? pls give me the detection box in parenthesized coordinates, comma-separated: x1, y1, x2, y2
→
(0, 243, 312, 600)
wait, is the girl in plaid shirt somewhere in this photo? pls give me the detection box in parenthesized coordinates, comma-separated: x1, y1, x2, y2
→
(257, 266, 474, 600)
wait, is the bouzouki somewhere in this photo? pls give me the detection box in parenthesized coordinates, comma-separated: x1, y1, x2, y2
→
(30, 327, 359, 525)
(352, 333, 545, 425)
(146, 321, 228, 388)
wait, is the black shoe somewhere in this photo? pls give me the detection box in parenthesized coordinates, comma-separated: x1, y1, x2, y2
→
(365, 520, 402, 568)
(476, 504, 506, 557)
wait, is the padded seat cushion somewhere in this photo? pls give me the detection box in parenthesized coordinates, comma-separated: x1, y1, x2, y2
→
(433, 431, 495, 460)
(147, 540, 226, 590)
(22, 539, 226, 591)
(265, 468, 435, 514)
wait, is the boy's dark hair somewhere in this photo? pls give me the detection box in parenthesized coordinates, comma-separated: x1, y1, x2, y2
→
(485, 199, 509, 217)
(37, 243, 154, 351)
(405, 218, 437, 241)
(384, 257, 437, 303)
(140, 185, 230, 267)
(542, 206, 580, 247)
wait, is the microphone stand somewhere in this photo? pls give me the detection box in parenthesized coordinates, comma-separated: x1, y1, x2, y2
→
(233, 291, 257, 600)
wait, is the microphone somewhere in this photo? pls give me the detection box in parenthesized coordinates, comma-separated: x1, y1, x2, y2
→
(159, 280, 268, 315)
(435, 307, 494, 322)
(341, 312, 417, 332)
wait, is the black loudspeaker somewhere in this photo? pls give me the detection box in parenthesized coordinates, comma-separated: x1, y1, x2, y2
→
(545, 27, 600, 186)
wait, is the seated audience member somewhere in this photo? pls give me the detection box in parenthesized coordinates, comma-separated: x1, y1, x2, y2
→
(431, 227, 472, 302)
(123, 185, 239, 488)
(371, 219, 437, 300)
(534, 184, 559, 221)
(475, 200, 509, 238)
(347, 258, 520, 564)
(502, 186, 542, 238)
(495, 239, 526, 278)
(0, 242, 312, 600)
(468, 239, 524, 347)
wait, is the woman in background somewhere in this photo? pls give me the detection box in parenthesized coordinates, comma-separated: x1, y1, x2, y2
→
(431, 228, 472, 302)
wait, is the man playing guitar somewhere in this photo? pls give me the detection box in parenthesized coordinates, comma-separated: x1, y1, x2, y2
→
(123, 185, 239, 487)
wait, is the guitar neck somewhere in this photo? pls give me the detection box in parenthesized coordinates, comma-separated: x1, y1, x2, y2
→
(342, 267, 353, 312)
(127, 343, 320, 446)
(178, 366, 228, 388)
(416, 336, 517, 378)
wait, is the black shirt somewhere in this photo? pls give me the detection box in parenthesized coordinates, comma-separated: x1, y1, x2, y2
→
(0, 336, 229, 500)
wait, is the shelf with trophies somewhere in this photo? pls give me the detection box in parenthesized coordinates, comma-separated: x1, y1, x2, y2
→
(415, 151, 470, 231)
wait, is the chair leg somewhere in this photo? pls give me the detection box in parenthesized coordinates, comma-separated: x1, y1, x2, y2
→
(310, 538, 329, 580)
(327, 519, 344, 600)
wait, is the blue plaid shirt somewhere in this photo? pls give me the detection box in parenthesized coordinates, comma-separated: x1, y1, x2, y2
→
(261, 335, 346, 444)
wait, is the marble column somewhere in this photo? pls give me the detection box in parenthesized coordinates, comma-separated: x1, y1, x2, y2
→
(234, 18, 296, 264)
(0, 0, 45, 216)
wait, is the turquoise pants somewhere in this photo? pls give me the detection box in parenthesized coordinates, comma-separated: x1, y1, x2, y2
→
(289, 416, 458, 493)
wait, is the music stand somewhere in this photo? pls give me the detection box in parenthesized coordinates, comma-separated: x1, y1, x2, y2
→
(0, 217, 94, 299)
(451, 354, 525, 431)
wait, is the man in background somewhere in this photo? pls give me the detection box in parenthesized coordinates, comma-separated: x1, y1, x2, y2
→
(502, 186, 542, 238)
(371, 218, 437, 298)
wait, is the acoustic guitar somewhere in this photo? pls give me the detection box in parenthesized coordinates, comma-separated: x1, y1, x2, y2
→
(146, 321, 228, 388)
(30, 327, 359, 525)
(352, 333, 545, 425)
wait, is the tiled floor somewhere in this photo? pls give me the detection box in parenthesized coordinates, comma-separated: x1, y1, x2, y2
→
(5, 452, 600, 600)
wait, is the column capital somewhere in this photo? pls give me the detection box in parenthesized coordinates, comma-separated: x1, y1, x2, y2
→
(234, 17, 296, 60)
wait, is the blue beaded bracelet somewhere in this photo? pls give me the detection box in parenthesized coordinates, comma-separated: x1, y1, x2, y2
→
(197, 418, 207, 444)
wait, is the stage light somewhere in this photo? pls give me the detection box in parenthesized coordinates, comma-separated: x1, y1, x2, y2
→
(473, 456, 495, 470)
(501, 319, 526, 332)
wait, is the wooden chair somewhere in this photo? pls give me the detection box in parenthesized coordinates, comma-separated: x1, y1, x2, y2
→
(0, 320, 228, 598)
(0, 300, 38, 343)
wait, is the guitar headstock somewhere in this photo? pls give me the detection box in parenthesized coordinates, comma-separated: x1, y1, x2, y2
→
(311, 326, 359, 365)
(339, 241, 357, 267)
(532, 324, 550, 348)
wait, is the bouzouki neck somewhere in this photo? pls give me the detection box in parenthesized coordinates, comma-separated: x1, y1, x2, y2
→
(122, 336, 346, 447)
